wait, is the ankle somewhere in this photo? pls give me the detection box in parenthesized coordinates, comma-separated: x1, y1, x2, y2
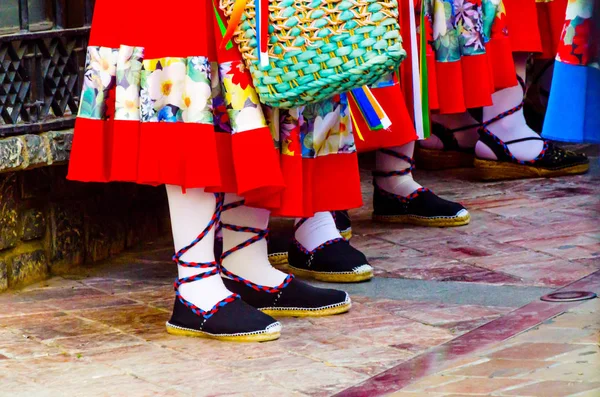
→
(294, 212, 341, 251)
(221, 238, 288, 287)
(376, 176, 421, 197)
(177, 275, 233, 312)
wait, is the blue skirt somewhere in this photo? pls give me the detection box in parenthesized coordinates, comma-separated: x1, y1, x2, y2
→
(543, 61, 600, 144)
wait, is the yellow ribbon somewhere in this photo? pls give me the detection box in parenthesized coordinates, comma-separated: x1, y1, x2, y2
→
(220, 0, 247, 49)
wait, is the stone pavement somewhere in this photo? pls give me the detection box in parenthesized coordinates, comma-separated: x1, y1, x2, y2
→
(389, 298, 600, 397)
(0, 150, 598, 396)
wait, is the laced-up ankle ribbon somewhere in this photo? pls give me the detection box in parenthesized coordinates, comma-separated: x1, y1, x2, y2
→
(219, 199, 293, 293)
(173, 193, 240, 320)
(372, 148, 430, 202)
(479, 75, 548, 165)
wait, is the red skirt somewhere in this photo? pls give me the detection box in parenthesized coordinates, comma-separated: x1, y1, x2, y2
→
(349, 73, 418, 152)
(410, 0, 517, 114)
(67, 0, 362, 217)
(504, 0, 569, 57)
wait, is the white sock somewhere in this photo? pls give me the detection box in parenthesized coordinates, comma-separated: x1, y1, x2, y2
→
(294, 212, 342, 252)
(375, 142, 422, 197)
(221, 194, 287, 287)
(423, 112, 480, 150)
(478, 53, 544, 162)
(166, 186, 233, 312)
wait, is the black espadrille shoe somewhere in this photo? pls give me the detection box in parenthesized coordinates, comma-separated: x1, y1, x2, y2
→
(219, 200, 352, 316)
(166, 193, 280, 342)
(416, 122, 477, 170)
(166, 297, 281, 342)
(222, 277, 351, 318)
(267, 211, 355, 269)
(372, 149, 470, 227)
(474, 76, 589, 181)
(286, 218, 373, 283)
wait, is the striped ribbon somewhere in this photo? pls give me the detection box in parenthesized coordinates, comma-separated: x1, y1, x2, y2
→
(221, 0, 269, 67)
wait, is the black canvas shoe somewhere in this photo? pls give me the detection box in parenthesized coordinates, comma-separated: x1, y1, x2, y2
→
(474, 76, 589, 181)
(373, 149, 470, 227)
(222, 277, 351, 317)
(267, 211, 356, 269)
(218, 199, 352, 316)
(287, 236, 373, 283)
(166, 297, 281, 342)
(166, 193, 280, 342)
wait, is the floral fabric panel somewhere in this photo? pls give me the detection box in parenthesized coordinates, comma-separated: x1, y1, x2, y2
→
(78, 46, 118, 120)
(482, 0, 509, 41)
(218, 61, 267, 133)
(211, 62, 232, 133)
(278, 95, 355, 159)
(426, 0, 498, 62)
(557, 0, 599, 70)
(140, 56, 213, 124)
(115, 46, 144, 121)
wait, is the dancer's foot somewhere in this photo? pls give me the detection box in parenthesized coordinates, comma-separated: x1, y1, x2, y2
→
(475, 77, 589, 181)
(373, 148, 470, 227)
(166, 297, 281, 342)
(268, 212, 372, 283)
(223, 276, 352, 317)
(286, 218, 373, 283)
(166, 191, 280, 342)
(220, 199, 354, 315)
(417, 113, 479, 170)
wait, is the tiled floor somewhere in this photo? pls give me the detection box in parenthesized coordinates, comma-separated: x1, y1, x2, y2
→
(0, 152, 599, 396)
(389, 299, 600, 397)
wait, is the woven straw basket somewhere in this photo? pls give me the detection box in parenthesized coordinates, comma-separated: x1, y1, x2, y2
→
(220, 0, 406, 108)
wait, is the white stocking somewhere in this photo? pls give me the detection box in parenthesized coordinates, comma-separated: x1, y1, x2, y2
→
(294, 212, 342, 252)
(221, 194, 287, 287)
(375, 142, 422, 196)
(477, 53, 544, 161)
(166, 186, 232, 311)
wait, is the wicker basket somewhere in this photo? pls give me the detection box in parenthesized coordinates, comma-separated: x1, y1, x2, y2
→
(220, 0, 406, 108)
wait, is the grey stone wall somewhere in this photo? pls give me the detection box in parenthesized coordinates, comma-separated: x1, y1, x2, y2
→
(0, 165, 171, 291)
(0, 131, 73, 173)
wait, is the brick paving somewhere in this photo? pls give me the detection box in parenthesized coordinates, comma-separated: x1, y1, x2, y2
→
(0, 150, 598, 396)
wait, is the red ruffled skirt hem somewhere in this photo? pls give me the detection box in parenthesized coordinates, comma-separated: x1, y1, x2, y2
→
(427, 45, 517, 114)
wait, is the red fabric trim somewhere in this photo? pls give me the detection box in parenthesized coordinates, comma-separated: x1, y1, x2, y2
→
(536, 0, 569, 59)
(89, 0, 212, 57)
(461, 55, 494, 109)
(232, 128, 285, 197)
(434, 61, 467, 114)
(504, 0, 567, 56)
(269, 153, 362, 217)
(67, 117, 109, 182)
(207, 133, 237, 194)
(426, 54, 440, 111)
(487, 36, 518, 90)
(350, 84, 417, 152)
(109, 120, 140, 182)
(505, 0, 543, 53)
(138, 122, 221, 188)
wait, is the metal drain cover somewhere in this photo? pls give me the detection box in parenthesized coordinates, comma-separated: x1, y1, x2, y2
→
(541, 291, 597, 302)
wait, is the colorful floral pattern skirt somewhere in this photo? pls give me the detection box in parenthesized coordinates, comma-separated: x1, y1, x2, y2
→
(543, 0, 599, 143)
(67, 0, 365, 217)
(420, 0, 517, 114)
